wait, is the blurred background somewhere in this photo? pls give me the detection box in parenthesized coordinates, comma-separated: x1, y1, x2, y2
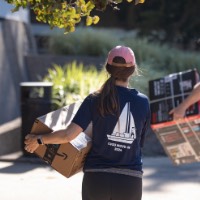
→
(0, 0, 200, 159)
(0, 1, 200, 200)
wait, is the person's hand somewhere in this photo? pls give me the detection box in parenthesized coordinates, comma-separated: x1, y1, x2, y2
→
(24, 134, 39, 153)
(169, 106, 186, 121)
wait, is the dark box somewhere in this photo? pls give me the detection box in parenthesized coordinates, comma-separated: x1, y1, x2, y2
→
(149, 69, 200, 124)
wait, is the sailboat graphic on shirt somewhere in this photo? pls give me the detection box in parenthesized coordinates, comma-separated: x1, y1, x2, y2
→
(107, 102, 136, 144)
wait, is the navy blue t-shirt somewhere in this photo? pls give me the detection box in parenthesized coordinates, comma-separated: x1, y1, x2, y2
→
(72, 85, 151, 172)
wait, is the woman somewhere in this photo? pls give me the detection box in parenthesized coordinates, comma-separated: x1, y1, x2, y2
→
(25, 45, 151, 200)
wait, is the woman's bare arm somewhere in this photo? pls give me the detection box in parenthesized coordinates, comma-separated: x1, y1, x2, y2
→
(169, 82, 200, 120)
(24, 122, 83, 153)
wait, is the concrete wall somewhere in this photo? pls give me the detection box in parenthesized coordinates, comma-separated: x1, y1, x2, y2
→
(0, 18, 37, 155)
(0, 118, 21, 155)
(0, 19, 36, 125)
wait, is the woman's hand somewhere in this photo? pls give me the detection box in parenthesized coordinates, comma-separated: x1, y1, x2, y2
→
(24, 134, 39, 153)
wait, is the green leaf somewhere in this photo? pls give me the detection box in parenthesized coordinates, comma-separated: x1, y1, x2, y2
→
(5, 0, 145, 33)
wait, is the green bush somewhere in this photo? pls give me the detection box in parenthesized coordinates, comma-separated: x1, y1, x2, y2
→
(123, 37, 200, 73)
(43, 61, 107, 109)
(48, 27, 200, 76)
(48, 28, 120, 56)
(46, 28, 200, 101)
(42, 61, 165, 109)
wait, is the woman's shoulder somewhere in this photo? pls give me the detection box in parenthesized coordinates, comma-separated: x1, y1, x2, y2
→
(131, 89, 149, 102)
(83, 92, 99, 103)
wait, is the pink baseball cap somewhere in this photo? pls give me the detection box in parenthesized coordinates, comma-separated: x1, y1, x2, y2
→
(107, 46, 136, 67)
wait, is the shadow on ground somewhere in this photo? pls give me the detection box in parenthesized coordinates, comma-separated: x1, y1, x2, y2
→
(143, 157, 200, 191)
(0, 155, 49, 174)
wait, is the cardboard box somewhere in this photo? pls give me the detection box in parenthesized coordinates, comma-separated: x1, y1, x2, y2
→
(30, 101, 92, 178)
(149, 69, 200, 124)
(152, 115, 200, 165)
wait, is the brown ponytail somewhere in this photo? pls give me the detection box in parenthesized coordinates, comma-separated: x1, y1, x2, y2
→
(98, 75, 119, 117)
(96, 56, 135, 117)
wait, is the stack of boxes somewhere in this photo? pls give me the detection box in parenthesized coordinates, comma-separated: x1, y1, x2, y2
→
(149, 69, 200, 165)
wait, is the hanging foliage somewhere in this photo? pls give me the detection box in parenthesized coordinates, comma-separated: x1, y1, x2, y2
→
(4, 0, 145, 33)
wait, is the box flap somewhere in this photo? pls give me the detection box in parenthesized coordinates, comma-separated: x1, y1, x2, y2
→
(37, 101, 82, 131)
(34, 101, 92, 150)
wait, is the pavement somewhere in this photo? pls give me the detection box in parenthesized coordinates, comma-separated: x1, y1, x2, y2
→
(0, 152, 199, 200)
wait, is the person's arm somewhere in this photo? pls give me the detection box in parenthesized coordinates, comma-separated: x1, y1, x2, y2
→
(169, 82, 200, 120)
(24, 122, 83, 153)
(25, 95, 93, 153)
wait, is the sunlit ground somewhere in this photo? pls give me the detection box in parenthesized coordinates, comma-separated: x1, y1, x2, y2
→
(0, 157, 199, 200)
